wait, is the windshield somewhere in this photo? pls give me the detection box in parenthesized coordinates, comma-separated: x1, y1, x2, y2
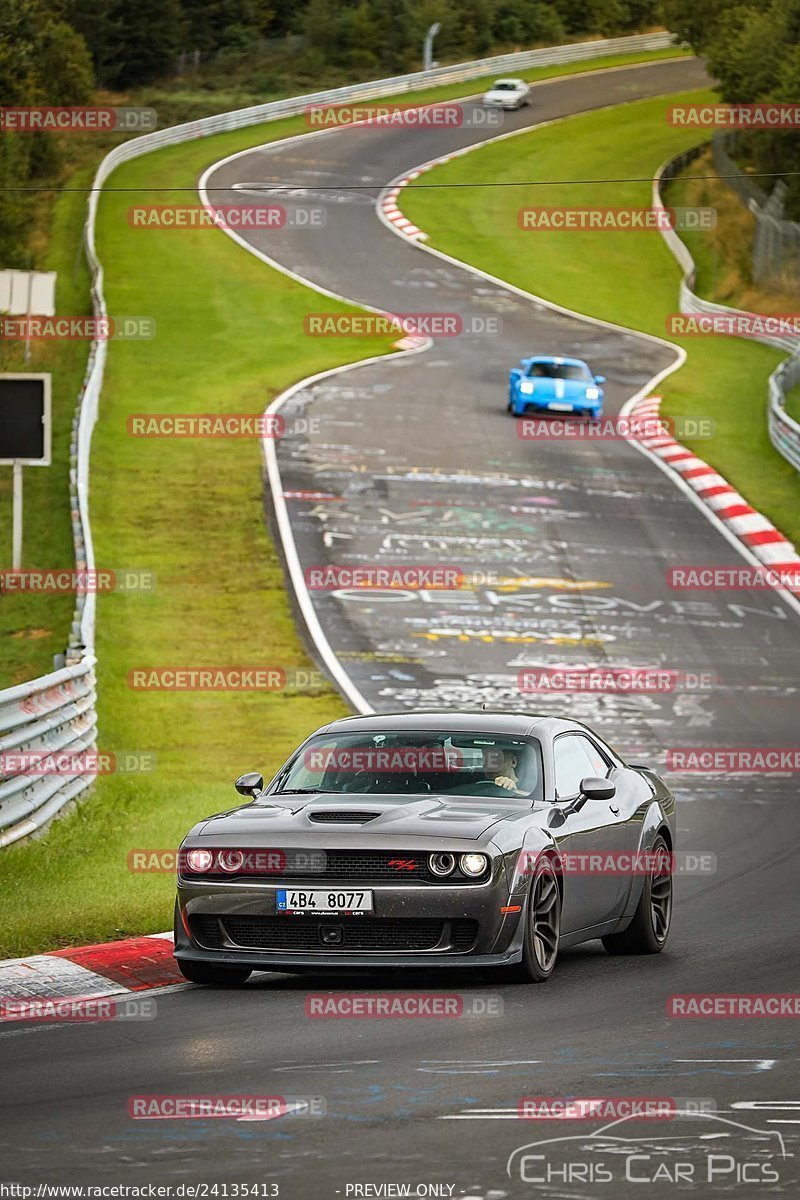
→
(492, 81, 519, 91)
(274, 731, 544, 801)
(526, 361, 591, 381)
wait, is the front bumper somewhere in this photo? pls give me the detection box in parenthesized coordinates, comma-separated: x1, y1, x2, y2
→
(513, 397, 602, 418)
(174, 945, 523, 971)
(175, 866, 526, 971)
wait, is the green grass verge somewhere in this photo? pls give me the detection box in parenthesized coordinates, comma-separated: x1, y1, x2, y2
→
(0, 168, 94, 687)
(402, 88, 800, 547)
(663, 146, 799, 316)
(0, 48, 690, 958)
(0, 119, 380, 957)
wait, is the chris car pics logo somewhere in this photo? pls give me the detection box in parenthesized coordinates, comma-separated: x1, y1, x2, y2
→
(506, 1111, 786, 1186)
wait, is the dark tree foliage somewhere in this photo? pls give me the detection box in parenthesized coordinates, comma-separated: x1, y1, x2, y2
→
(0, 0, 94, 265)
(50, 0, 663, 85)
(300, 0, 659, 73)
(661, 0, 800, 216)
(67, 0, 185, 87)
(0, 0, 667, 265)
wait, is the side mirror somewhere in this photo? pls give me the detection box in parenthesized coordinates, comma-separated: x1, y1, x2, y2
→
(235, 771, 264, 797)
(580, 776, 616, 801)
(594, 375, 606, 385)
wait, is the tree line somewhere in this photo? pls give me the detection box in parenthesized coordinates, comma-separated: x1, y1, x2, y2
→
(0, 0, 662, 267)
(6, 0, 662, 93)
(3, 0, 798, 267)
(663, 0, 800, 217)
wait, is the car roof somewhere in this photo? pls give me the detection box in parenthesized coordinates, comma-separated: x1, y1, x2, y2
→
(313, 711, 582, 739)
(492, 78, 524, 85)
(524, 354, 589, 367)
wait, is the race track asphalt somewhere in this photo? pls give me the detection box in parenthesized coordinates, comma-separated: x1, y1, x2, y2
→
(3, 57, 799, 1200)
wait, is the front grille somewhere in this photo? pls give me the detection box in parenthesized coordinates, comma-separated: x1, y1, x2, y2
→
(184, 850, 488, 885)
(190, 915, 225, 948)
(453, 921, 478, 950)
(308, 812, 381, 824)
(190, 914, 478, 953)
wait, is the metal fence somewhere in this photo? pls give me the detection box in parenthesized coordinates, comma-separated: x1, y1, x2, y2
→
(656, 149, 800, 473)
(0, 29, 677, 848)
(712, 133, 800, 293)
(0, 658, 97, 848)
(769, 352, 800, 472)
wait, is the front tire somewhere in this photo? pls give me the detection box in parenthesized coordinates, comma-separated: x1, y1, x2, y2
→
(177, 959, 252, 986)
(602, 835, 672, 955)
(508, 855, 561, 982)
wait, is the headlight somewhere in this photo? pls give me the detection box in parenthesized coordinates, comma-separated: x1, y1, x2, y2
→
(217, 848, 245, 873)
(185, 848, 213, 873)
(460, 852, 489, 877)
(519, 380, 534, 395)
(585, 387, 600, 400)
(429, 851, 456, 877)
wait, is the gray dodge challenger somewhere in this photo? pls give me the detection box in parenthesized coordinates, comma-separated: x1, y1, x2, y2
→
(174, 711, 675, 985)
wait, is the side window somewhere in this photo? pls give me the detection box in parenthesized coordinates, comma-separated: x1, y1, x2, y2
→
(581, 738, 611, 777)
(554, 736, 596, 798)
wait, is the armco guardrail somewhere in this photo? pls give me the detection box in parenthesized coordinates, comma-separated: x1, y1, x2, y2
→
(655, 148, 800, 473)
(0, 657, 97, 847)
(769, 353, 800, 472)
(0, 31, 676, 847)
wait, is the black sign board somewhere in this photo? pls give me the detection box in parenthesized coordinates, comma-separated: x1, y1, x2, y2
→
(0, 374, 51, 464)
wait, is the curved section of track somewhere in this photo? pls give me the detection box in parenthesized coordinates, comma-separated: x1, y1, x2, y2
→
(3, 59, 799, 1198)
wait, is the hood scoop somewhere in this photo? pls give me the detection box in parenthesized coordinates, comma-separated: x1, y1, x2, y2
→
(308, 810, 381, 824)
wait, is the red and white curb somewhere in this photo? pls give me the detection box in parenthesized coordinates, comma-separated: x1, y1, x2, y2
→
(629, 394, 800, 593)
(0, 931, 181, 1010)
(377, 123, 800, 607)
(381, 163, 438, 240)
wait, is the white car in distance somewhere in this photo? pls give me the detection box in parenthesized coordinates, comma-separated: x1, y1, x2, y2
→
(482, 78, 531, 110)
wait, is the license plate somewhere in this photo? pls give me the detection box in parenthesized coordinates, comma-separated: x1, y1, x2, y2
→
(548, 402, 573, 412)
(276, 888, 373, 914)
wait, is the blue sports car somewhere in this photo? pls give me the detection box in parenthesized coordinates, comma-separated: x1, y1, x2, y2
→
(508, 355, 605, 419)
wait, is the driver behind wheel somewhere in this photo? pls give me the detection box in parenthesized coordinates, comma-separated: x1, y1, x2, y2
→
(483, 747, 531, 795)
(494, 748, 520, 791)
